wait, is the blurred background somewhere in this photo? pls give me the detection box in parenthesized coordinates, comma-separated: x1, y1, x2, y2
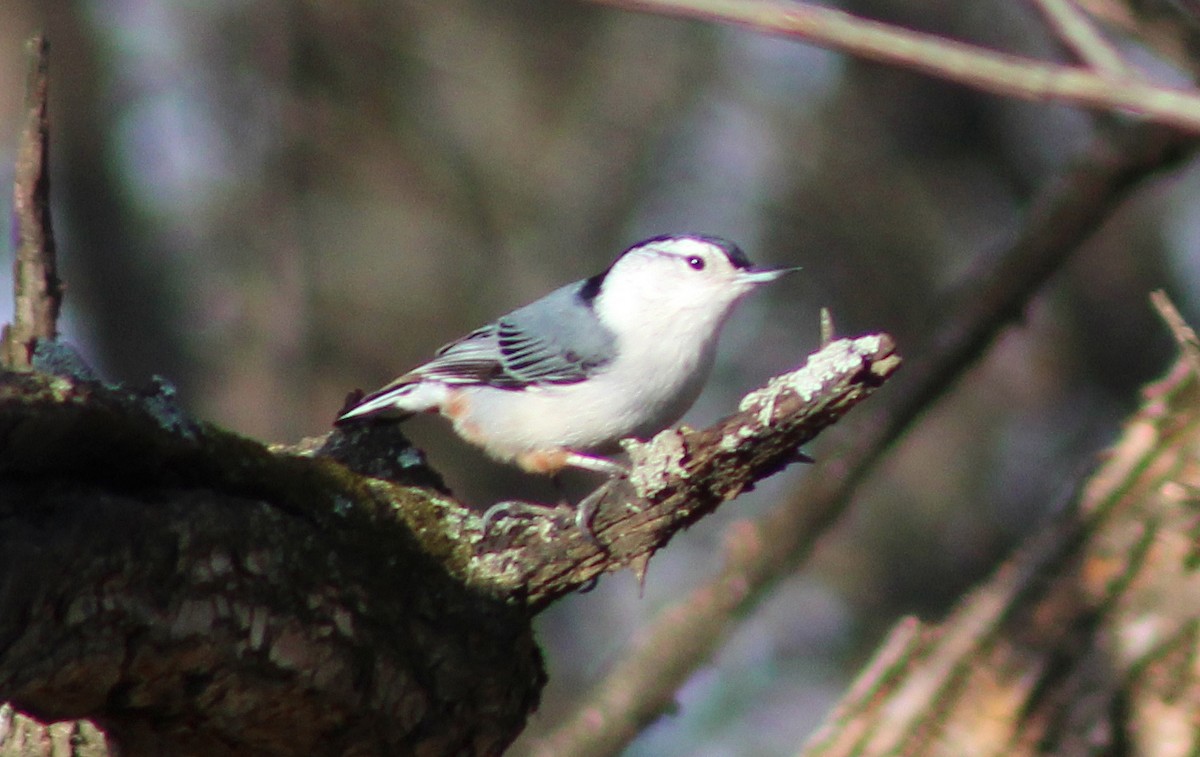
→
(1, 1, 1193, 754)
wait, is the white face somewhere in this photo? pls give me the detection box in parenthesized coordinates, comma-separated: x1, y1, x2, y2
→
(594, 236, 781, 335)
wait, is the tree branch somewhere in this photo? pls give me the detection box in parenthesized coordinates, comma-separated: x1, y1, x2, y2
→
(0, 371, 544, 756)
(1151, 290, 1200, 378)
(453, 334, 900, 610)
(1, 35, 62, 372)
(0, 331, 896, 754)
(1076, 0, 1200, 77)
(1031, 0, 1131, 77)
(801, 334, 1200, 756)
(586, 0, 1200, 133)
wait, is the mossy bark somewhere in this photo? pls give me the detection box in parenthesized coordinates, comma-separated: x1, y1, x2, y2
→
(0, 334, 896, 756)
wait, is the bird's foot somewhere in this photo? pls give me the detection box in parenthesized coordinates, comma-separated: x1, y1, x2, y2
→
(481, 491, 609, 548)
(481, 500, 575, 535)
(481, 454, 631, 545)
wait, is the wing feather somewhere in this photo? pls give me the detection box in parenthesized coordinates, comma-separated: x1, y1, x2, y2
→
(349, 278, 617, 421)
(403, 281, 615, 389)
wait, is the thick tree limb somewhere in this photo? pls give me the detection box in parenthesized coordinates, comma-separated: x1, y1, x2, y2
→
(0, 370, 544, 757)
(800, 337, 1200, 756)
(0, 331, 895, 756)
(1, 35, 62, 372)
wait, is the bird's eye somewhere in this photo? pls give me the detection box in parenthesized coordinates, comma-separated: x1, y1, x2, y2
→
(686, 256, 705, 270)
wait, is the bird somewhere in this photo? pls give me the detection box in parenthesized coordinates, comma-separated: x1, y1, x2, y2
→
(336, 234, 796, 531)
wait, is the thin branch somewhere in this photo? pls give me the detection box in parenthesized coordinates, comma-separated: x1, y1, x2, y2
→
(2, 34, 62, 372)
(1075, 0, 1200, 77)
(586, 0, 1200, 133)
(527, 121, 1195, 757)
(800, 345, 1200, 756)
(1150, 290, 1200, 378)
(801, 615, 926, 754)
(1032, 0, 1131, 77)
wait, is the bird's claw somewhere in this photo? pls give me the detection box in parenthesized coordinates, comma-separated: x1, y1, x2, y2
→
(481, 500, 574, 535)
(480, 490, 609, 548)
(481, 467, 633, 547)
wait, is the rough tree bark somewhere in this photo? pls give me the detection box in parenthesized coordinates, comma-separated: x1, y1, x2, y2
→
(1, 35, 61, 371)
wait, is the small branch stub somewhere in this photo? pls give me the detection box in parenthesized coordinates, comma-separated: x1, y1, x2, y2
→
(2, 34, 62, 371)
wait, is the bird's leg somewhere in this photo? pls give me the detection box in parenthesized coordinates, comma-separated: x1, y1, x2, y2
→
(562, 452, 630, 543)
(562, 451, 630, 477)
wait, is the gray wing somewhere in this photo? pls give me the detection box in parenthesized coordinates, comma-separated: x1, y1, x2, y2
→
(402, 281, 616, 389)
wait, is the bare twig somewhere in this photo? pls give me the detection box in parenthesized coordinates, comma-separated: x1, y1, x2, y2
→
(586, 0, 1200, 133)
(528, 121, 1195, 757)
(819, 307, 835, 348)
(1032, 0, 1131, 77)
(2, 34, 62, 371)
(1150, 290, 1200, 378)
(1075, 0, 1200, 77)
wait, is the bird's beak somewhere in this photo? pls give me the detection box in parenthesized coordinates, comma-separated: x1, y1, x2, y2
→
(738, 265, 801, 285)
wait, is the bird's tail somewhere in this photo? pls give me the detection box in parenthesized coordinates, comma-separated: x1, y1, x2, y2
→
(335, 381, 450, 424)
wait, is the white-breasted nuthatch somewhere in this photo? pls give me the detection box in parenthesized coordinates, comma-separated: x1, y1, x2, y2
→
(337, 234, 795, 488)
